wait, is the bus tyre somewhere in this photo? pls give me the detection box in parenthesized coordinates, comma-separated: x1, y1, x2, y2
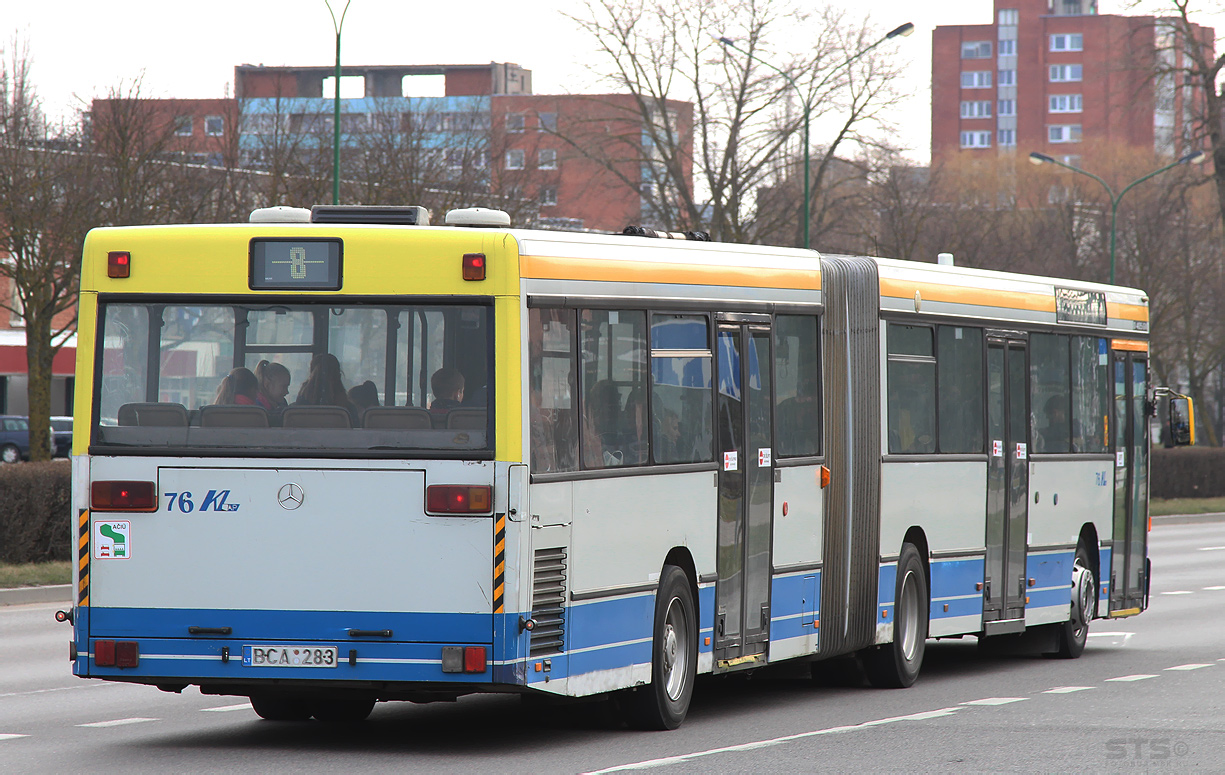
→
(626, 564, 697, 730)
(249, 694, 312, 721)
(864, 543, 928, 689)
(1053, 544, 1095, 659)
(311, 696, 376, 723)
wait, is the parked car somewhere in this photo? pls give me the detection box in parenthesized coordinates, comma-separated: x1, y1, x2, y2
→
(0, 415, 57, 463)
(51, 416, 73, 457)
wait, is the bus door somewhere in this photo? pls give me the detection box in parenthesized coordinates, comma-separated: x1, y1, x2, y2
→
(1110, 348, 1149, 615)
(983, 334, 1029, 631)
(713, 319, 774, 667)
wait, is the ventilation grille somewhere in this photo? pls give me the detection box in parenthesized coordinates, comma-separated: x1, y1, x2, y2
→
(530, 547, 567, 656)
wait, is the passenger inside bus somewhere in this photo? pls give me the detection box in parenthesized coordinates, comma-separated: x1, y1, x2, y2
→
(348, 380, 380, 414)
(429, 368, 465, 414)
(254, 360, 291, 414)
(292, 353, 358, 423)
(584, 379, 624, 466)
(215, 367, 259, 406)
(622, 387, 648, 464)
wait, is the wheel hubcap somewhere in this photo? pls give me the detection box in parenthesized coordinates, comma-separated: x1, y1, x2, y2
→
(662, 597, 688, 701)
(898, 569, 919, 662)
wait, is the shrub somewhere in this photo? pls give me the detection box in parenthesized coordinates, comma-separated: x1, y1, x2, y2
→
(0, 460, 72, 564)
(1150, 446, 1225, 499)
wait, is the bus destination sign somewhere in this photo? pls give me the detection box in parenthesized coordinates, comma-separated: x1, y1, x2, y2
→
(1054, 287, 1106, 326)
(250, 239, 342, 290)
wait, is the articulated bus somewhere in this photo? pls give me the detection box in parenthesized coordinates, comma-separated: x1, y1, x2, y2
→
(66, 205, 1190, 728)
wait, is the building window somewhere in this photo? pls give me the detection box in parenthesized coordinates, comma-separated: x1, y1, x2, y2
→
(174, 116, 193, 136)
(998, 69, 1016, 86)
(537, 112, 557, 132)
(1050, 33, 1084, 51)
(998, 8, 1019, 25)
(998, 128, 1016, 146)
(960, 100, 993, 118)
(446, 149, 465, 169)
(505, 149, 525, 169)
(204, 116, 224, 137)
(960, 130, 992, 148)
(539, 186, 558, 207)
(998, 99, 1016, 116)
(1049, 64, 1083, 82)
(538, 148, 558, 169)
(961, 41, 993, 59)
(505, 113, 525, 133)
(1048, 124, 1083, 143)
(998, 39, 1016, 56)
(961, 71, 992, 89)
(1049, 94, 1084, 113)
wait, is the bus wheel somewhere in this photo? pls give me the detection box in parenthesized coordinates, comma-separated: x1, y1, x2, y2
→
(626, 564, 696, 730)
(864, 543, 928, 688)
(312, 696, 376, 723)
(249, 694, 312, 721)
(1052, 544, 1095, 659)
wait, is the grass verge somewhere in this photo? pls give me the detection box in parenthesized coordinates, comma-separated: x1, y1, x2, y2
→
(1150, 497, 1225, 517)
(0, 561, 72, 589)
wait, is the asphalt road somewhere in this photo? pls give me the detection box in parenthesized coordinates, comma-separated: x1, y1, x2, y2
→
(2, 517, 1223, 773)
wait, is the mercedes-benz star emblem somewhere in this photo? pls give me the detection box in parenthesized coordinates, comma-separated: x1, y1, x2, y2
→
(277, 483, 304, 510)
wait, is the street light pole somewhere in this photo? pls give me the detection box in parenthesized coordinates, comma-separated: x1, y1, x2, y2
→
(326, 0, 351, 206)
(1028, 150, 1205, 284)
(718, 22, 913, 250)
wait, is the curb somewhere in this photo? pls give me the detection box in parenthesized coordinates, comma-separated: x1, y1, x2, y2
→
(0, 584, 73, 607)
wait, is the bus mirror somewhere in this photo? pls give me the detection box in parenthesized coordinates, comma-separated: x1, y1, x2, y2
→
(1168, 396, 1195, 446)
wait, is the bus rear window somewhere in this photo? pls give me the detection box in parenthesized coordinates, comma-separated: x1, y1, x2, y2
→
(94, 300, 492, 454)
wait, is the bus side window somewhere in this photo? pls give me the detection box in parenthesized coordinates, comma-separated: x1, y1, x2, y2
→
(1031, 333, 1071, 453)
(937, 325, 983, 453)
(887, 324, 936, 454)
(529, 308, 578, 473)
(774, 314, 821, 458)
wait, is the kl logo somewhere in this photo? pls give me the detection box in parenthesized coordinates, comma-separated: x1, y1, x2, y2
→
(95, 521, 130, 559)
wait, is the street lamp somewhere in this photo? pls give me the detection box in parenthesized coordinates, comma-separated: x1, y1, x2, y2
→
(325, 0, 352, 206)
(1028, 149, 1205, 285)
(718, 22, 913, 250)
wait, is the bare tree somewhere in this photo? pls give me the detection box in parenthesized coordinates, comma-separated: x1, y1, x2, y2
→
(565, 0, 907, 243)
(0, 40, 98, 460)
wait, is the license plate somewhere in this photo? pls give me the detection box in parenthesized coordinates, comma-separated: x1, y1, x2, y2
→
(242, 645, 338, 668)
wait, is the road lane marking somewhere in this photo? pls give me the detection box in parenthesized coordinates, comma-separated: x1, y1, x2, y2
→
(961, 697, 1028, 706)
(202, 703, 252, 712)
(1106, 674, 1157, 682)
(1044, 686, 1095, 694)
(1197, 546, 1225, 551)
(1204, 586, 1225, 591)
(0, 683, 120, 700)
(77, 718, 158, 728)
(0, 734, 28, 741)
(583, 706, 966, 772)
(1160, 591, 1193, 596)
(1165, 663, 1213, 671)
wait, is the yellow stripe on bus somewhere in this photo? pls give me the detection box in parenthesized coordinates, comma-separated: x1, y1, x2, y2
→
(521, 254, 821, 291)
(1111, 339, 1149, 352)
(881, 278, 1056, 314)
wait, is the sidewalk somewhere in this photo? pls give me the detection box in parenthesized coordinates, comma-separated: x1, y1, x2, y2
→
(0, 584, 72, 606)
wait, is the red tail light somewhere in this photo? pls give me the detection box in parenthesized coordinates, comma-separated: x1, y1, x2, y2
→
(115, 641, 140, 668)
(426, 485, 492, 514)
(463, 646, 487, 673)
(462, 253, 486, 281)
(108, 251, 131, 278)
(91, 481, 158, 512)
(94, 640, 116, 666)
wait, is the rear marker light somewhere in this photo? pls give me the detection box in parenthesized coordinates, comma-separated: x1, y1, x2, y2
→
(426, 485, 493, 514)
(108, 251, 131, 278)
(91, 480, 158, 512)
(464, 646, 487, 673)
(115, 641, 139, 668)
(462, 253, 486, 281)
(441, 646, 488, 673)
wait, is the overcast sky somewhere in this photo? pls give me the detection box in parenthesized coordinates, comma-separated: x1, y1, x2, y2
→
(7, 0, 1221, 163)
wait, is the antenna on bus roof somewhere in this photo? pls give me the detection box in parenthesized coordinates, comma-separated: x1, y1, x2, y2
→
(622, 225, 711, 241)
(249, 206, 312, 223)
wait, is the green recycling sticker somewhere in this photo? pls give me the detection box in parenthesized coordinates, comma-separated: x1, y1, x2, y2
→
(94, 520, 130, 559)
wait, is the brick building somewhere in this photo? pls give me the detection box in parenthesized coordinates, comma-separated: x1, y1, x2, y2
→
(932, 0, 1213, 161)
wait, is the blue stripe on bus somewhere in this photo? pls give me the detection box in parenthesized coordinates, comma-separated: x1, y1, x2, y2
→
(929, 557, 984, 620)
(768, 571, 820, 641)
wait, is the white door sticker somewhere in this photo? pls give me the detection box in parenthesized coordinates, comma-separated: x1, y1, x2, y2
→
(758, 448, 772, 467)
(1116, 450, 1126, 468)
(992, 439, 1003, 457)
(1015, 442, 1027, 460)
(94, 520, 131, 559)
(723, 451, 738, 471)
